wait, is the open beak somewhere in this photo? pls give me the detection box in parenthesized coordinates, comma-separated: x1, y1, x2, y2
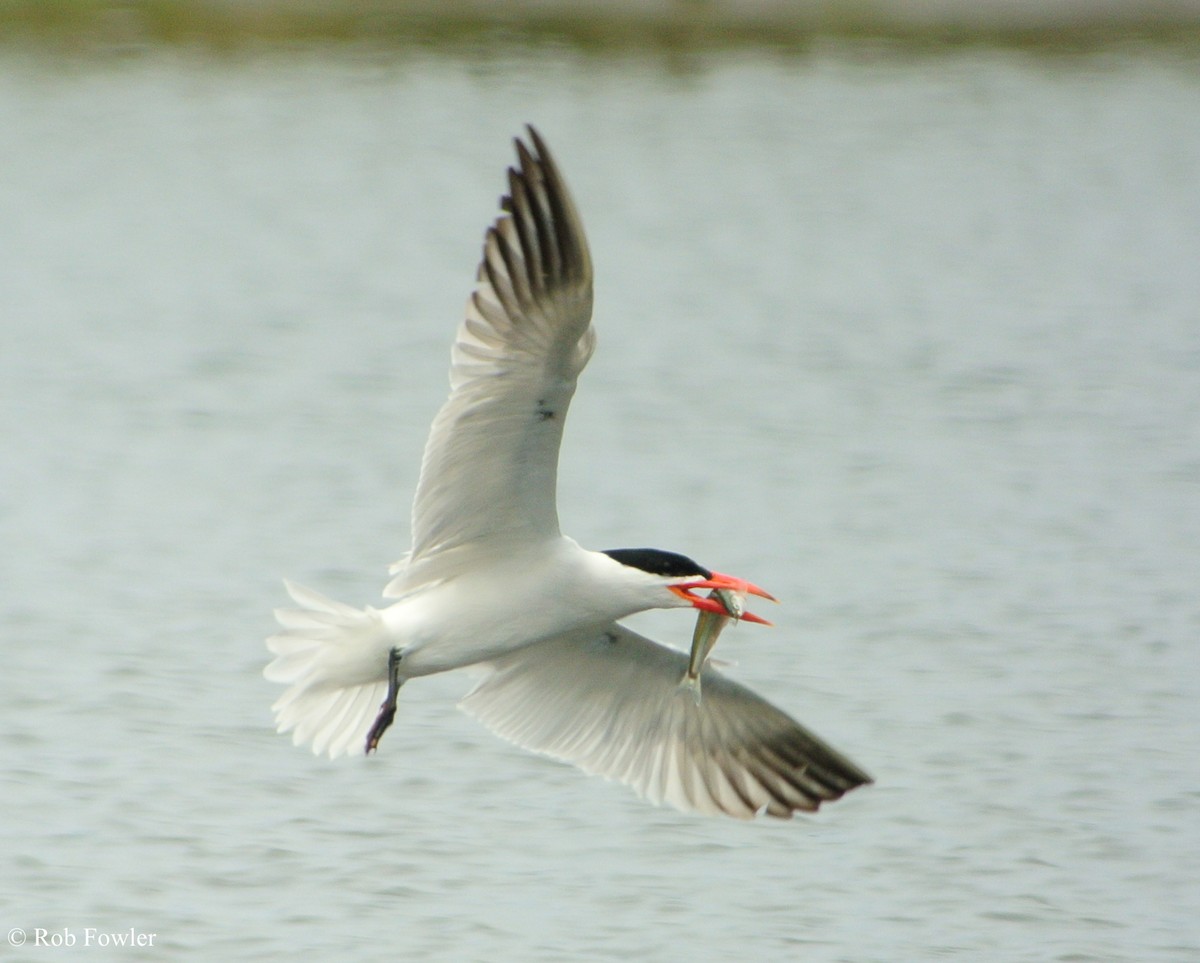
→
(669, 572, 777, 625)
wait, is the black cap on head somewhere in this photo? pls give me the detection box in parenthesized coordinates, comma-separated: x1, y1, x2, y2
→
(601, 548, 712, 580)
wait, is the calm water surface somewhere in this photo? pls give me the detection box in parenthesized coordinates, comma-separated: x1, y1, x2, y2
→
(2, 45, 1198, 961)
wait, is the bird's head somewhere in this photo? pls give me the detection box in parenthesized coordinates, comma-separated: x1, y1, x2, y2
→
(599, 548, 776, 624)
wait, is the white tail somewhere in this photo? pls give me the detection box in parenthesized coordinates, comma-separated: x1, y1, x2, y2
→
(264, 581, 391, 758)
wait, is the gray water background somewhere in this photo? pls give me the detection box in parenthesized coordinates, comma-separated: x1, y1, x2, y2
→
(2, 41, 1198, 962)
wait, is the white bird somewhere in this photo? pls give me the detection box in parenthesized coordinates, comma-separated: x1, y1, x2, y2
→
(265, 127, 872, 819)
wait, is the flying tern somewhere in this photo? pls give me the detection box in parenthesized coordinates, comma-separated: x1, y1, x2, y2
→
(265, 127, 872, 819)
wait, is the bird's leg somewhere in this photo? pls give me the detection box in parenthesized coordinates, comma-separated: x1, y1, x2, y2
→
(365, 647, 403, 755)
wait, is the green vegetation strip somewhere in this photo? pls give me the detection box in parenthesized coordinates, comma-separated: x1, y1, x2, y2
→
(2, 0, 1199, 52)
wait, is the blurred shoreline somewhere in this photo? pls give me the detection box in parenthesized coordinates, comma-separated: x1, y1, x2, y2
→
(4, 0, 1200, 52)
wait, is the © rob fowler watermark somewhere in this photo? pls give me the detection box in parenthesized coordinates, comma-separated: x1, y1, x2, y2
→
(8, 927, 158, 948)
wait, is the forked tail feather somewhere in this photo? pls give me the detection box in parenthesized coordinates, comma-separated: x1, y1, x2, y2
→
(264, 581, 391, 758)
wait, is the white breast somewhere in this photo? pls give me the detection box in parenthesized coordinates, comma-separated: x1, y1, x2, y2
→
(380, 537, 643, 676)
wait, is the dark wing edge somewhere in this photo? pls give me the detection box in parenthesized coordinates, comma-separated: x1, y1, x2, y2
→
(456, 125, 595, 391)
(459, 624, 873, 820)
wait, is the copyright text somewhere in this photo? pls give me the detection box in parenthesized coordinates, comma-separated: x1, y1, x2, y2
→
(8, 927, 157, 948)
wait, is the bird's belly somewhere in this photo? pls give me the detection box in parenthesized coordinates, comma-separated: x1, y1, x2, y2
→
(394, 626, 544, 676)
(381, 562, 610, 676)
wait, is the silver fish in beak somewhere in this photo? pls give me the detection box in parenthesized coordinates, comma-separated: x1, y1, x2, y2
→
(678, 587, 745, 704)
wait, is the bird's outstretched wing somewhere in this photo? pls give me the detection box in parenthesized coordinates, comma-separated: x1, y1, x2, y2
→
(401, 127, 594, 579)
(459, 623, 873, 819)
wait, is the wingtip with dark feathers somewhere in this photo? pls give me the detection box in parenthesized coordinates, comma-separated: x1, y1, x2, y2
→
(496, 126, 592, 294)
